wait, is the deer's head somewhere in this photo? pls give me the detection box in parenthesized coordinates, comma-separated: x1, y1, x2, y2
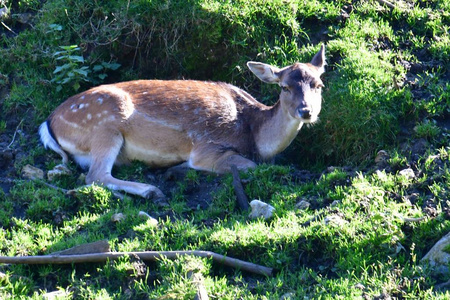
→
(247, 44, 326, 124)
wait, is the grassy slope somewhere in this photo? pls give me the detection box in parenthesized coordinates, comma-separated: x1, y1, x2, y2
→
(0, 0, 450, 298)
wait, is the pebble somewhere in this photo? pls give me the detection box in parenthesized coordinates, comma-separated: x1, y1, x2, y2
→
(138, 211, 159, 226)
(249, 200, 275, 220)
(399, 168, 415, 179)
(111, 213, 125, 223)
(47, 164, 72, 181)
(295, 200, 310, 210)
(21, 164, 44, 180)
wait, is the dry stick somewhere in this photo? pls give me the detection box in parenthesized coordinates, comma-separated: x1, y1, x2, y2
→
(1, 21, 17, 35)
(188, 271, 209, 300)
(376, 0, 396, 9)
(7, 119, 23, 149)
(0, 250, 273, 277)
(230, 165, 250, 210)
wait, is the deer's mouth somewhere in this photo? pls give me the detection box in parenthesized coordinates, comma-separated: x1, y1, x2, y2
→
(296, 108, 318, 123)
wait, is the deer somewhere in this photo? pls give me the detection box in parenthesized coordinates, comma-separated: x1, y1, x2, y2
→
(39, 44, 326, 202)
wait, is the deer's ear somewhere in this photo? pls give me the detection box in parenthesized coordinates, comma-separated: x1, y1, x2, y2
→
(310, 44, 326, 74)
(247, 62, 281, 84)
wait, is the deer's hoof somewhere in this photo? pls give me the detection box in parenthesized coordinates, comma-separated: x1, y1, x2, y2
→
(145, 187, 168, 207)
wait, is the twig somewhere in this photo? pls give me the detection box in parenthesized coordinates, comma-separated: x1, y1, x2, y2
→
(188, 270, 209, 300)
(7, 119, 23, 149)
(301, 207, 331, 227)
(435, 279, 450, 291)
(0, 250, 273, 276)
(1, 21, 17, 35)
(401, 216, 426, 223)
(376, 0, 396, 9)
(394, 214, 426, 223)
(230, 165, 250, 210)
(39, 181, 69, 194)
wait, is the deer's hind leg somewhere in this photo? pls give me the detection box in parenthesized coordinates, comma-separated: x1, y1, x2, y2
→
(84, 129, 165, 202)
(188, 144, 257, 174)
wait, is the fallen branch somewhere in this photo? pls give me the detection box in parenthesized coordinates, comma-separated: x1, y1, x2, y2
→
(230, 165, 250, 210)
(0, 250, 273, 276)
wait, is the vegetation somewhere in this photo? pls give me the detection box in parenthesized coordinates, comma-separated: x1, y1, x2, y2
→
(0, 0, 449, 298)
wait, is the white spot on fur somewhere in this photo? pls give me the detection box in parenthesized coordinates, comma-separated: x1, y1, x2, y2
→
(87, 114, 92, 120)
(142, 92, 148, 95)
(97, 98, 103, 104)
(59, 115, 80, 128)
(79, 103, 85, 109)
(81, 95, 85, 100)
(97, 115, 116, 126)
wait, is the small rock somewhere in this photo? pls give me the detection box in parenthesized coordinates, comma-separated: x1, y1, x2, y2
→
(324, 214, 348, 226)
(47, 164, 72, 181)
(280, 292, 295, 300)
(21, 164, 44, 180)
(295, 200, 310, 210)
(421, 231, 450, 275)
(399, 168, 415, 179)
(375, 170, 388, 181)
(13, 13, 34, 24)
(375, 150, 389, 164)
(354, 283, 365, 290)
(249, 200, 275, 220)
(43, 290, 69, 300)
(138, 211, 159, 226)
(0, 7, 9, 20)
(330, 200, 340, 207)
(326, 166, 337, 172)
(111, 213, 126, 223)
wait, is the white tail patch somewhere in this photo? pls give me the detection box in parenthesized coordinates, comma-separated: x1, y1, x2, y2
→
(39, 122, 69, 164)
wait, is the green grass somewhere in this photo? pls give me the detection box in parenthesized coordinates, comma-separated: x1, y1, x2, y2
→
(2, 152, 450, 298)
(1, 0, 450, 298)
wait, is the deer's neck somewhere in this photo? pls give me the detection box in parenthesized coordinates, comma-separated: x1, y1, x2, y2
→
(253, 101, 303, 159)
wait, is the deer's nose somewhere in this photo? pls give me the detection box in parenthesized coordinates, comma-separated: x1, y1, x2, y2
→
(298, 108, 312, 119)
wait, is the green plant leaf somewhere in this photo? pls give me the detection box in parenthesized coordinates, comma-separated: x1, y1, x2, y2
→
(67, 56, 84, 63)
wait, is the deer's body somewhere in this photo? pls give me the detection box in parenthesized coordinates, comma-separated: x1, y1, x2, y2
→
(40, 45, 326, 200)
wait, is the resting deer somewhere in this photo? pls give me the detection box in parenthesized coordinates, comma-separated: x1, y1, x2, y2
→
(40, 44, 326, 201)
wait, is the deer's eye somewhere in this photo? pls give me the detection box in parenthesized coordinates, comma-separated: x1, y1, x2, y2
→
(281, 85, 290, 93)
(311, 82, 324, 90)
